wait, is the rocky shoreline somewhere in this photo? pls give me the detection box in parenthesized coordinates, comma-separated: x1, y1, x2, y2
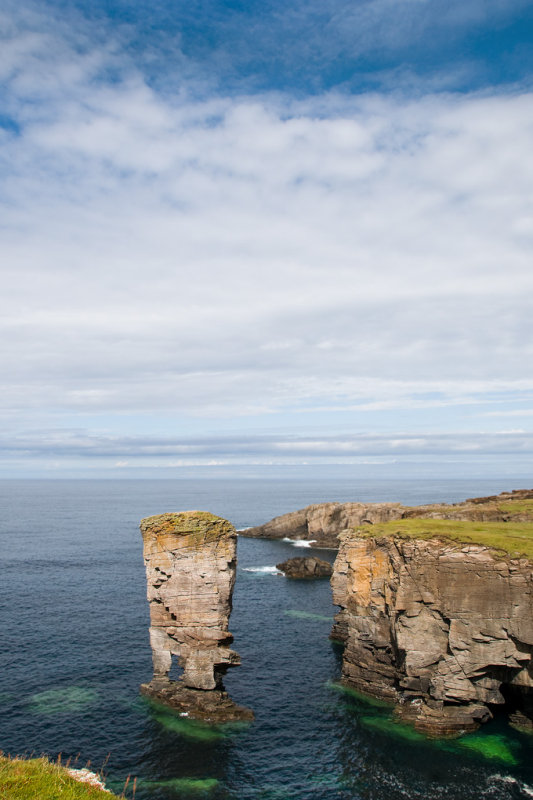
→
(241, 488, 533, 548)
(250, 488, 533, 736)
(332, 531, 533, 736)
(139, 490, 533, 736)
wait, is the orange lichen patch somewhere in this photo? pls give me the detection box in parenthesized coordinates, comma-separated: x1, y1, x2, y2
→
(140, 511, 235, 554)
(346, 540, 391, 611)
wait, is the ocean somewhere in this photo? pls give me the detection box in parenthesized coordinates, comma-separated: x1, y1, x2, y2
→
(1, 476, 532, 800)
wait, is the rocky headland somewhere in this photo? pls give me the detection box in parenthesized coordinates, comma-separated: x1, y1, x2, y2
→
(332, 522, 533, 736)
(139, 511, 253, 722)
(247, 489, 533, 736)
(242, 488, 533, 548)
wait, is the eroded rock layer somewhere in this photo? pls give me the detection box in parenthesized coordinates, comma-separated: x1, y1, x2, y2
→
(242, 489, 533, 548)
(331, 533, 533, 736)
(140, 511, 253, 722)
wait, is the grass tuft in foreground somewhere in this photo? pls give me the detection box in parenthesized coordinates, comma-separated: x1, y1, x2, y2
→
(0, 754, 122, 800)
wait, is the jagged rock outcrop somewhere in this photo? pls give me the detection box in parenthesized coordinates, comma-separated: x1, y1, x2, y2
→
(331, 532, 533, 736)
(139, 511, 253, 722)
(242, 489, 533, 548)
(276, 556, 333, 579)
(243, 502, 406, 547)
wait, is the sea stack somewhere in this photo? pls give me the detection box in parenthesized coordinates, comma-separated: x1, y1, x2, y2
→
(139, 511, 253, 722)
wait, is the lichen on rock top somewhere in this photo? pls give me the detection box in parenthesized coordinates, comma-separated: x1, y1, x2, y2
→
(141, 510, 236, 551)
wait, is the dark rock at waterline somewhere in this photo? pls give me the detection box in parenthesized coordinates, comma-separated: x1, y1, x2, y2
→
(396, 699, 492, 737)
(276, 556, 333, 579)
(509, 709, 533, 732)
(140, 679, 254, 723)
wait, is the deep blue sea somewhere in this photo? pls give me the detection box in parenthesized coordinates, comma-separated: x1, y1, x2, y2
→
(1, 477, 533, 800)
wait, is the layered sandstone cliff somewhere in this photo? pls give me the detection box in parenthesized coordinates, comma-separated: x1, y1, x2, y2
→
(139, 511, 253, 722)
(243, 489, 533, 548)
(331, 526, 533, 736)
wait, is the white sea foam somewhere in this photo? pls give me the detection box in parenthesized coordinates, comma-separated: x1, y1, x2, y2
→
(242, 566, 281, 574)
(282, 537, 315, 548)
(236, 527, 251, 532)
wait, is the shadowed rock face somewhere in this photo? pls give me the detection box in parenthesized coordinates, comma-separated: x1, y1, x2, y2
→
(331, 534, 533, 736)
(139, 511, 253, 722)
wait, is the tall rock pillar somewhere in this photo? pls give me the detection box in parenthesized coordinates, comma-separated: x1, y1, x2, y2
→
(140, 511, 253, 722)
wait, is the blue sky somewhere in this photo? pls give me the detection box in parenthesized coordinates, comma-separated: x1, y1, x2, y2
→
(1, 0, 533, 478)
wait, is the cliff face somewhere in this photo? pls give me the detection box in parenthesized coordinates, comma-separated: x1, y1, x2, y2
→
(242, 489, 533, 549)
(139, 511, 253, 721)
(331, 533, 533, 735)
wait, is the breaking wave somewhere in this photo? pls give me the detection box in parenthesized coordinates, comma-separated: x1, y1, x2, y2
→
(282, 538, 315, 547)
(241, 565, 281, 574)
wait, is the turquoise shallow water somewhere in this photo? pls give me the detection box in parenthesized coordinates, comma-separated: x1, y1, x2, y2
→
(1, 477, 533, 799)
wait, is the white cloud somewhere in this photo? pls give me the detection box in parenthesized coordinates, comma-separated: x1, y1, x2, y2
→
(1, 4, 533, 471)
(2, 428, 533, 463)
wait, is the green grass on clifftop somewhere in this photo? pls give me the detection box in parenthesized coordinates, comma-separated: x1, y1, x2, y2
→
(497, 499, 533, 516)
(0, 755, 121, 800)
(356, 519, 533, 559)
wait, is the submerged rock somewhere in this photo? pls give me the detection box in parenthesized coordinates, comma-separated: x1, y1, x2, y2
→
(331, 531, 533, 736)
(139, 511, 253, 722)
(276, 556, 333, 579)
(141, 682, 253, 724)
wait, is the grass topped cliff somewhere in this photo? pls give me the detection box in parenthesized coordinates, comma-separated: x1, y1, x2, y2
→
(497, 498, 533, 516)
(0, 755, 120, 799)
(355, 518, 533, 560)
(401, 497, 533, 522)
